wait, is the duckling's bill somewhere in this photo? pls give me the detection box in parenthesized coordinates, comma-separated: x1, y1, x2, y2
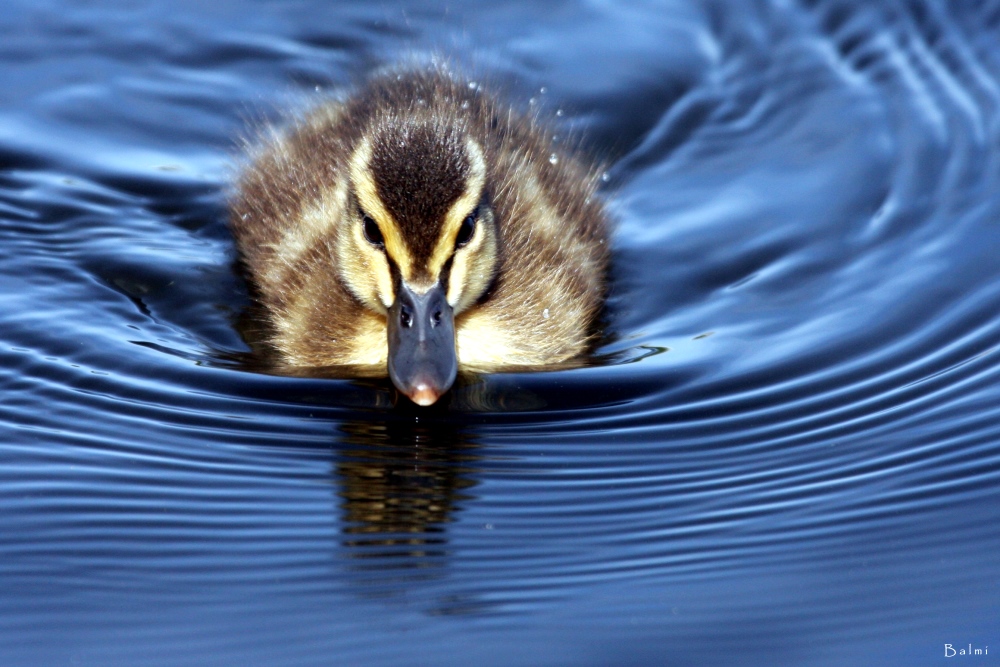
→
(387, 281, 457, 406)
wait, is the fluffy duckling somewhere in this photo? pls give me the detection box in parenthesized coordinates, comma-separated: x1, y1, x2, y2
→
(231, 66, 609, 405)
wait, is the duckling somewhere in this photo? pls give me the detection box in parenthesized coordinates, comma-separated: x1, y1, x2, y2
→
(230, 66, 609, 406)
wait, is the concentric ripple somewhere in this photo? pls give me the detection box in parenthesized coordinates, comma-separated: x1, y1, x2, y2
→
(1, 1, 999, 665)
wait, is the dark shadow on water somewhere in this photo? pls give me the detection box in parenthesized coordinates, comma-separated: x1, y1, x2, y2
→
(332, 411, 481, 576)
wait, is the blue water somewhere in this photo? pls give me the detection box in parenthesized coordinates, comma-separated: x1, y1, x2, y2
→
(2, 1, 999, 665)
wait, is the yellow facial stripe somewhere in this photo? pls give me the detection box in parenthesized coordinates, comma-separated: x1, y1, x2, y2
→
(446, 213, 496, 311)
(266, 179, 346, 289)
(349, 139, 413, 281)
(427, 138, 486, 277)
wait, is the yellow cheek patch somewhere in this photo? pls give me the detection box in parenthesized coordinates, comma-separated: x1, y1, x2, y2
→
(448, 222, 497, 312)
(338, 223, 395, 311)
(335, 219, 381, 312)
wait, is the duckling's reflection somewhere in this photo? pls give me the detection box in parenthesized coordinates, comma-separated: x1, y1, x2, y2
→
(333, 412, 479, 569)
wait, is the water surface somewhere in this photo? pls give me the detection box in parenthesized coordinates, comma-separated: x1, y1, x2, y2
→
(2, 1, 1000, 665)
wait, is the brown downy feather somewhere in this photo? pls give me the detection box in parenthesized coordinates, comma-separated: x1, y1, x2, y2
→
(230, 65, 609, 373)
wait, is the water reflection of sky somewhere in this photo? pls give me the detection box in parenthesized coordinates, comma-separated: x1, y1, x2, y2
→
(1, 1, 1000, 665)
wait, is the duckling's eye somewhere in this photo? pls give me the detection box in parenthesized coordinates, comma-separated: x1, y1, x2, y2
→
(455, 210, 477, 248)
(362, 214, 384, 248)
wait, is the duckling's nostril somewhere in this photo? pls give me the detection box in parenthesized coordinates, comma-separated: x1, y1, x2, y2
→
(400, 307, 413, 328)
(431, 309, 443, 327)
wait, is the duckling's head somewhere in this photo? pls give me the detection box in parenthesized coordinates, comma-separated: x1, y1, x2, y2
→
(337, 111, 498, 406)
